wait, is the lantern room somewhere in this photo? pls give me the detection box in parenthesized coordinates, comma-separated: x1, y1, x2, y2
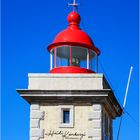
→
(48, 11, 100, 73)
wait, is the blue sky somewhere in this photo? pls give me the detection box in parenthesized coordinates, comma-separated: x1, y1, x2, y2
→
(1, 0, 139, 140)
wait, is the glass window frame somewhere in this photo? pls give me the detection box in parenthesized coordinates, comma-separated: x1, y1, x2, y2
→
(50, 46, 98, 72)
(59, 105, 74, 128)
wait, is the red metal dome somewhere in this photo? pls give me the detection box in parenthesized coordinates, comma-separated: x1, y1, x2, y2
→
(48, 11, 100, 55)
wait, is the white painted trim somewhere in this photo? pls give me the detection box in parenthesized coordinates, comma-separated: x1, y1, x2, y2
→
(50, 51, 53, 70)
(28, 73, 104, 78)
(87, 49, 89, 69)
(21, 94, 108, 97)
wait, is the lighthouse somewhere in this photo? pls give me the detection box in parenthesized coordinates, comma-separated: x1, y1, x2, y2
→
(17, 3, 122, 140)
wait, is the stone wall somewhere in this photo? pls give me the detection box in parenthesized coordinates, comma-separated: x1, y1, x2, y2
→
(88, 104, 102, 140)
(37, 103, 102, 140)
(30, 104, 45, 140)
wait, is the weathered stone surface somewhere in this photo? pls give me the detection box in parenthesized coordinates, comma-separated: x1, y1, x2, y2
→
(31, 104, 40, 110)
(88, 112, 101, 120)
(92, 137, 101, 140)
(93, 105, 101, 111)
(30, 128, 44, 138)
(88, 128, 101, 137)
(30, 110, 44, 119)
(30, 119, 40, 128)
(28, 74, 104, 90)
(30, 137, 39, 140)
(92, 120, 101, 128)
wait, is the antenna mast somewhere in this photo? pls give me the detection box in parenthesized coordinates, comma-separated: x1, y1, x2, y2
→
(123, 66, 133, 108)
(116, 66, 133, 140)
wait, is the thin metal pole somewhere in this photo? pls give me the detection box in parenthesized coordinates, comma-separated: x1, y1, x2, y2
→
(123, 66, 133, 108)
(116, 66, 133, 140)
(116, 116, 123, 140)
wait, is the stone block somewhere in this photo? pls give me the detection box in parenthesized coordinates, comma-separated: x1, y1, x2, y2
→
(30, 119, 40, 128)
(92, 129, 101, 137)
(92, 120, 101, 128)
(30, 137, 39, 140)
(93, 105, 101, 111)
(88, 129, 94, 138)
(88, 129, 101, 137)
(30, 128, 44, 138)
(92, 137, 101, 140)
(88, 112, 101, 120)
(88, 137, 101, 140)
(31, 104, 40, 110)
(30, 110, 44, 119)
(88, 112, 94, 120)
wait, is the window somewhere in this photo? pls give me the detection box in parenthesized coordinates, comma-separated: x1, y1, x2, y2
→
(63, 110, 70, 123)
(59, 105, 74, 128)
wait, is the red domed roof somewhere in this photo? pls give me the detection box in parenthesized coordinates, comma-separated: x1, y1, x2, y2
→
(48, 11, 100, 55)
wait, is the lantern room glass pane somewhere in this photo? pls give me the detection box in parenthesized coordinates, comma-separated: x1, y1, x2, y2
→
(50, 46, 98, 72)
(89, 50, 97, 71)
(71, 46, 87, 68)
(57, 46, 70, 58)
(72, 46, 87, 60)
(56, 47, 70, 67)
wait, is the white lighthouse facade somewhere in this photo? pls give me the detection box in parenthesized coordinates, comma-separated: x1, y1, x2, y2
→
(17, 8, 122, 140)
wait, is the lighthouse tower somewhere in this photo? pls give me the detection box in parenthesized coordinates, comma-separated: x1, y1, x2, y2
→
(17, 3, 122, 140)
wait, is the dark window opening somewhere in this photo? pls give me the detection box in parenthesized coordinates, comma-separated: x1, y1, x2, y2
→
(63, 110, 70, 123)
